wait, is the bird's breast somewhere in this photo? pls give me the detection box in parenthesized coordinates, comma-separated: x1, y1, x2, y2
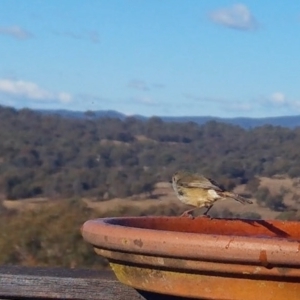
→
(207, 189, 221, 200)
(178, 189, 208, 205)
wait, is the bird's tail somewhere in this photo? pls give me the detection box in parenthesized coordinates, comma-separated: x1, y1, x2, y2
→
(222, 191, 253, 205)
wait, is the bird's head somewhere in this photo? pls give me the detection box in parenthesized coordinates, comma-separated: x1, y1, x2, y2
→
(171, 170, 188, 185)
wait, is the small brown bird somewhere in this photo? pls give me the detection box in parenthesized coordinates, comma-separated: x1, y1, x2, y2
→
(171, 170, 253, 217)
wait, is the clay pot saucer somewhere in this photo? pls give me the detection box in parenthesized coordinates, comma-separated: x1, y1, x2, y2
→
(81, 216, 300, 300)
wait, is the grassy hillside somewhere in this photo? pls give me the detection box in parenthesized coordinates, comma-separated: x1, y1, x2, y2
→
(1, 175, 300, 269)
(2, 105, 300, 204)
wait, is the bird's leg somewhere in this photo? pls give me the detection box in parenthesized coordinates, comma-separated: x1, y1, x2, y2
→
(203, 204, 213, 217)
(180, 208, 195, 218)
(181, 206, 212, 219)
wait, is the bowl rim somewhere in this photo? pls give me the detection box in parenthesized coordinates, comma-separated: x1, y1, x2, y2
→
(81, 216, 300, 266)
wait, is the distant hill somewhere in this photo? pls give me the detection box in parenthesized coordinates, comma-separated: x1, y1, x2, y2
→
(37, 109, 126, 120)
(37, 109, 300, 129)
(161, 115, 300, 129)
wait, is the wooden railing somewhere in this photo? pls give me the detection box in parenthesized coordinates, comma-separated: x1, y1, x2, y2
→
(0, 265, 183, 300)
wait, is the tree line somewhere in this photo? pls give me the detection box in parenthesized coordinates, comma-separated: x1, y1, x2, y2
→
(0, 105, 300, 200)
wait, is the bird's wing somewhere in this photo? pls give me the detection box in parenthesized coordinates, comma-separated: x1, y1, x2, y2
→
(179, 175, 223, 191)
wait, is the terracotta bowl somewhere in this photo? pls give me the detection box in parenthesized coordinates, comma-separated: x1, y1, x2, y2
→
(81, 217, 300, 300)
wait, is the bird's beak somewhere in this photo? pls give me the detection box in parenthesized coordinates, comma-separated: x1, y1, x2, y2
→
(169, 180, 172, 184)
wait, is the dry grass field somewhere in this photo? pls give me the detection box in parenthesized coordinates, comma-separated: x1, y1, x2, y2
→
(1, 176, 300, 268)
(2, 176, 300, 220)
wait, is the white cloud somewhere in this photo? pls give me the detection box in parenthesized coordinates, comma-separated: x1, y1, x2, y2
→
(209, 4, 258, 31)
(291, 101, 300, 109)
(269, 92, 286, 105)
(183, 93, 225, 103)
(134, 95, 156, 105)
(152, 83, 165, 89)
(55, 30, 100, 44)
(0, 79, 50, 99)
(226, 103, 252, 112)
(88, 31, 100, 43)
(58, 92, 72, 103)
(128, 80, 149, 91)
(128, 80, 166, 91)
(0, 25, 32, 40)
(0, 79, 72, 104)
(264, 92, 300, 113)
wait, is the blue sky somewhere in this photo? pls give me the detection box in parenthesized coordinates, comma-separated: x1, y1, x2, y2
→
(0, 1, 300, 117)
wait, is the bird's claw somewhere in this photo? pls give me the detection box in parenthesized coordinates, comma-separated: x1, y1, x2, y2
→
(200, 214, 211, 219)
(180, 211, 194, 219)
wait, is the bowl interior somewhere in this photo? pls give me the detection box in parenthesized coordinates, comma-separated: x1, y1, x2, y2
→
(108, 217, 300, 241)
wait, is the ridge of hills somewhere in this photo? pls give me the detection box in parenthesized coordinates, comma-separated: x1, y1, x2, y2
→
(37, 108, 300, 129)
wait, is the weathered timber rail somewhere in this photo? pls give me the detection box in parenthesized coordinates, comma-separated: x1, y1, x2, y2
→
(0, 265, 184, 300)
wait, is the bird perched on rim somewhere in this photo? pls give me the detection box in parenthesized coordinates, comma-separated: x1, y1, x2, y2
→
(171, 170, 253, 217)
